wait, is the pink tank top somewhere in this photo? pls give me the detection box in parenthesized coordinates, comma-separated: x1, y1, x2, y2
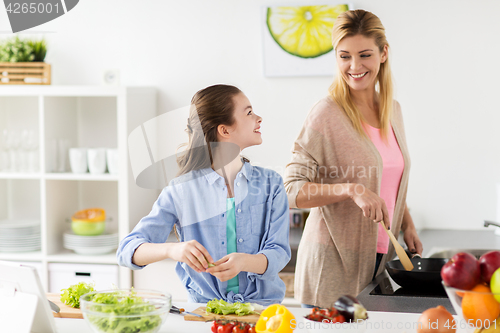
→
(363, 123, 405, 254)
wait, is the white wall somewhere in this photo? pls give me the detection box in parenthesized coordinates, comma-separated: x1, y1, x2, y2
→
(2, 0, 500, 230)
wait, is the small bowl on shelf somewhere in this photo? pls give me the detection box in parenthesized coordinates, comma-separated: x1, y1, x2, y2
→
(71, 208, 106, 236)
(80, 289, 172, 333)
(442, 281, 500, 331)
(71, 220, 105, 236)
(302, 317, 367, 333)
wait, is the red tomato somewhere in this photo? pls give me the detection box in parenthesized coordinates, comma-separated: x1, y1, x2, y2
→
(247, 326, 256, 333)
(218, 323, 235, 333)
(328, 308, 339, 317)
(310, 314, 323, 322)
(232, 323, 248, 333)
(309, 307, 340, 321)
(333, 314, 346, 323)
(211, 321, 220, 333)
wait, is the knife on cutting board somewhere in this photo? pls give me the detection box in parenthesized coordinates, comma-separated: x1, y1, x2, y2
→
(170, 305, 203, 317)
(46, 293, 83, 318)
(48, 300, 60, 313)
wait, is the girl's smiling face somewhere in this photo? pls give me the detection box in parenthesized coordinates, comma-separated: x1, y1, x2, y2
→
(220, 92, 262, 150)
(336, 34, 388, 92)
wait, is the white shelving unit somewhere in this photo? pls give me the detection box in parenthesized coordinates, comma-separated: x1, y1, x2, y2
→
(0, 85, 158, 292)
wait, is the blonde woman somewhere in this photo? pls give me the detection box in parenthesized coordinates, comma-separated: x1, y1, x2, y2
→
(284, 9, 423, 308)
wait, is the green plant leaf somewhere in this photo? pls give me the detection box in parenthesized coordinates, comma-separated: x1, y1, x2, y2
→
(0, 36, 47, 62)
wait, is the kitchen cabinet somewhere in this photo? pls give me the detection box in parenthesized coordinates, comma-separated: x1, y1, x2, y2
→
(0, 85, 158, 291)
(48, 262, 118, 293)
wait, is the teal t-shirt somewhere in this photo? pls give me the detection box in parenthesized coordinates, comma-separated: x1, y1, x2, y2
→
(226, 198, 239, 294)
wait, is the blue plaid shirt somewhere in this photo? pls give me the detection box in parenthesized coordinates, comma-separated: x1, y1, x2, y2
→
(117, 162, 291, 305)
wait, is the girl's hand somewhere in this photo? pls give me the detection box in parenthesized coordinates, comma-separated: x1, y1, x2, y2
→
(168, 240, 214, 273)
(206, 253, 245, 282)
(350, 185, 391, 229)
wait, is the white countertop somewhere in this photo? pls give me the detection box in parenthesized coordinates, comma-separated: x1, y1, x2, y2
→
(54, 303, 475, 333)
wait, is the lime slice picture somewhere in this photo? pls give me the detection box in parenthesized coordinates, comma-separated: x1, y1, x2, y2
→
(267, 5, 349, 59)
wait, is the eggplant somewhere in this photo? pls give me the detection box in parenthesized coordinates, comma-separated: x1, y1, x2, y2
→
(333, 295, 368, 322)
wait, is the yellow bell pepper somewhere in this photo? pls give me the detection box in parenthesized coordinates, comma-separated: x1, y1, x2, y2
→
(255, 304, 295, 333)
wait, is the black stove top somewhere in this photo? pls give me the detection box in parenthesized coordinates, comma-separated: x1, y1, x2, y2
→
(369, 276, 448, 298)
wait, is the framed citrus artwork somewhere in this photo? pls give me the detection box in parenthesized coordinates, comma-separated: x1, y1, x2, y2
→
(262, 3, 353, 77)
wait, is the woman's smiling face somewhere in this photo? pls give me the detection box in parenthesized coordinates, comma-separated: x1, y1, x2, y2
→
(336, 34, 388, 92)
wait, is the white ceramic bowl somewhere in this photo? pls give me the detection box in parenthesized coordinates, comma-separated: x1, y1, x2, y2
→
(302, 317, 367, 333)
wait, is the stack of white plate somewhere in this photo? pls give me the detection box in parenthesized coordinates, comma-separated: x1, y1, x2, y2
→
(63, 232, 118, 255)
(0, 220, 41, 252)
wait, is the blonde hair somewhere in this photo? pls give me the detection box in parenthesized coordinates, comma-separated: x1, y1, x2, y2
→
(328, 9, 394, 140)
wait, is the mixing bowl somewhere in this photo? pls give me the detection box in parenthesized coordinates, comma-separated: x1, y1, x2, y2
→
(80, 289, 172, 333)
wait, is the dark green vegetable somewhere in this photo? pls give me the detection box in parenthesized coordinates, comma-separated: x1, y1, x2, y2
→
(333, 295, 368, 322)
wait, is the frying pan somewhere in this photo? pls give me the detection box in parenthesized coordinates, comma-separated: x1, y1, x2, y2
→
(385, 257, 449, 290)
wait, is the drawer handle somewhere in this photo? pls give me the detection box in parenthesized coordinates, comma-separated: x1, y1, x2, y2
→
(75, 272, 91, 277)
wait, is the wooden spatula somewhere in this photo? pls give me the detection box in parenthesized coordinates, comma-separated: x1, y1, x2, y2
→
(381, 221, 414, 271)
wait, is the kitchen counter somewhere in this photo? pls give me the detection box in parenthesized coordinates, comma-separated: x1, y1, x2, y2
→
(53, 303, 475, 333)
(418, 228, 500, 257)
(357, 228, 500, 314)
(49, 229, 497, 332)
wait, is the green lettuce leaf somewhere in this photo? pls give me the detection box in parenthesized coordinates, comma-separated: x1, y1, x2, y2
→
(60, 282, 96, 308)
(206, 298, 258, 316)
(85, 289, 162, 333)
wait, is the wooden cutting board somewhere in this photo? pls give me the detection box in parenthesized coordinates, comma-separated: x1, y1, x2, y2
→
(46, 293, 83, 319)
(183, 306, 261, 323)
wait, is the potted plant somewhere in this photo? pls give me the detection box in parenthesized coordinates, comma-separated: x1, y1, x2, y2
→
(0, 36, 50, 85)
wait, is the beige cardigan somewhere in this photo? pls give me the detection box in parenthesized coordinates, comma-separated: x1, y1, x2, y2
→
(283, 96, 411, 307)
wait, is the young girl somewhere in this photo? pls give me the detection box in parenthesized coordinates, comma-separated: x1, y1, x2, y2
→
(117, 84, 291, 305)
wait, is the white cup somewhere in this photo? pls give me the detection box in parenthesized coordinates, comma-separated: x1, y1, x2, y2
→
(87, 148, 106, 174)
(106, 149, 119, 174)
(69, 148, 88, 174)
